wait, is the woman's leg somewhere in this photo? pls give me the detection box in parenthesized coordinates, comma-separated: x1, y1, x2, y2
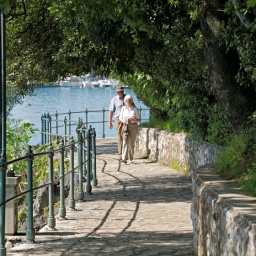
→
(122, 139, 128, 161)
(115, 119, 123, 159)
(128, 124, 138, 161)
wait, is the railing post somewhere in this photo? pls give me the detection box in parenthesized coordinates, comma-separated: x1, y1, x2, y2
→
(64, 116, 67, 145)
(69, 137, 75, 210)
(26, 145, 35, 243)
(82, 124, 87, 176)
(77, 132, 84, 201)
(102, 108, 105, 138)
(41, 114, 44, 145)
(0, 156, 6, 256)
(55, 111, 58, 137)
(85, 108, 88, 129)
(86, 127, 92, 194)
(68, 110, 71, 136)
(42, 113, 47, 145)
(76, 118, 81, 141)
(46, 113, 50, 144)
(48, 115, 52, 143)
(58, 139, 66, 219)
(64, 116, 67, 157)
(47, 143, 56, 229)
(0, 9, 7, 255)
(44, 113, 47, 144)
(91, 128, 97, 187)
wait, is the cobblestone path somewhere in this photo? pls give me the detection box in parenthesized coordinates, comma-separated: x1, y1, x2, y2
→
(8, 138, 194, 256)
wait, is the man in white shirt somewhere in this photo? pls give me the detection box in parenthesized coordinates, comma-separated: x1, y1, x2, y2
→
(109, 86, 125, 160)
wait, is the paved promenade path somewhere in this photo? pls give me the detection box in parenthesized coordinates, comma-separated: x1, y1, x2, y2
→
(8, 138, 194, 256)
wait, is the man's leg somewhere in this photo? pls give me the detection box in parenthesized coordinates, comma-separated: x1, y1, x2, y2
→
(115, 119, 123, 159)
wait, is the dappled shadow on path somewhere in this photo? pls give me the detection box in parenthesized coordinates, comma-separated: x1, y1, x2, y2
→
(11, 230, 194, 255)
(8, 145, 194, 256)
(96, 141, 118, 155)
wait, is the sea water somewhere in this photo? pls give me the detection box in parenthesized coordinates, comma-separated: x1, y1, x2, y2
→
(10, 86, 149, 145)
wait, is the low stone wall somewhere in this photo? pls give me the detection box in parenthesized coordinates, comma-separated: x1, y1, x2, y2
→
(135, 128, 256, 255)
(135, 128, 221, 172)
(191, 164, 256, 256)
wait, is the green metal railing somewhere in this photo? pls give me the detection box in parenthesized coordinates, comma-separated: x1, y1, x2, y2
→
(41, 107, 149, 145)
(0, 121, 97, 255)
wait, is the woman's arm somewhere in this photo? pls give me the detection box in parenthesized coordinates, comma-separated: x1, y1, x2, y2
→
(119, 107, 125, 123)
(130, 108, 141, 123)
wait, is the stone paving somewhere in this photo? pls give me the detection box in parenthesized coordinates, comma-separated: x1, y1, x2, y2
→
(7, 138, 194, 256)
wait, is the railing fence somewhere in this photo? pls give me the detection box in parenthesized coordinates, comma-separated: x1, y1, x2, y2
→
(41, 107, 149, 144)
(1, 107, 149, 254)
(0, 120, 96, 255)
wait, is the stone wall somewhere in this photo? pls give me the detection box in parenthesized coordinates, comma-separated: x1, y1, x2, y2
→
(135, 128, 256, 255)
(135, 128, 221, 172)
(191, 164, 256, 256)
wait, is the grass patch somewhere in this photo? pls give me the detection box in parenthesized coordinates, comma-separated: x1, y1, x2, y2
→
(140, 120, 183, 133)
(147, 157, 157, 163)
(170, 158, 189, 175)
(214, 128, 256, 196)
(237, 168, 256, 197)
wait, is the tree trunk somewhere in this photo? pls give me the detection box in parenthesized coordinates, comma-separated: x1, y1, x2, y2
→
(198, 0, 256, 132)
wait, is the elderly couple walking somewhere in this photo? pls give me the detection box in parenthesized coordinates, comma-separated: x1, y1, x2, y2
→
(108, 85, 141, 164)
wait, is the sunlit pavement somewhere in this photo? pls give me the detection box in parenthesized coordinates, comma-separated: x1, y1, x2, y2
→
(7, 138, 194, 256)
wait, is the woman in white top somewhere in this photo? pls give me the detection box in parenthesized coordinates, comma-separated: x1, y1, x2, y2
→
(119, 95, 141, 163)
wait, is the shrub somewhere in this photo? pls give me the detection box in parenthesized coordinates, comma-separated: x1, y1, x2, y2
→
(214, 127, 256, 195)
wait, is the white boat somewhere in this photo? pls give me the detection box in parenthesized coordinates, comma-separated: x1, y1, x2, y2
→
(60, 76, 82, 86)
(48, 81, 60, 86)
(98, 79, 113, 88)
(81, 77, 92, 87)
(91, 81, 100, 87)
(81, 80, 91, 87)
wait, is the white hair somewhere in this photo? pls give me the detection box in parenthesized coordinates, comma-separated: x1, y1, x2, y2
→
(124, 94, 133, 102)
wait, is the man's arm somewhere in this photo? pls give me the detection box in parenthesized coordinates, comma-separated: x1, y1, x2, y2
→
(109, 111, 113, 129)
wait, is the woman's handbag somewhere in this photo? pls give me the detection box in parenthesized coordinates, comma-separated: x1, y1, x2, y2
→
(122, 123, 129, 141)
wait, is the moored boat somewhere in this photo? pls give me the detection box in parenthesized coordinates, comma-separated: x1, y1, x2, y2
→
(60, 75, 82, 86)
(91, 81, 100, 87)
(98, 79, 113, 87)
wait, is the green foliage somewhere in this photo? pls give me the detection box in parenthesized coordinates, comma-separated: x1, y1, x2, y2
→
(247, 0, 256, 8)
(6, 0, 256, 147)
(43, 207, 49, 217)
(206, 104, 234, 146)
(222, 1, 256, 88)
(31, 141, 66, 188)
(7, 118, 38, 187)
(214, 128, 256, 196)
(170, 158, 189, 175)
(0, 0, 16, 14)
(7, 118, 69, 189)
(140, 119, 183, 133)
(18, 207, 27, 223)
(7, 118, 39, 161)
(237, 167, 256, 196)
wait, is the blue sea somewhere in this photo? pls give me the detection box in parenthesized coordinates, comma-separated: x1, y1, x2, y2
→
(10, 85, 149, 145)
